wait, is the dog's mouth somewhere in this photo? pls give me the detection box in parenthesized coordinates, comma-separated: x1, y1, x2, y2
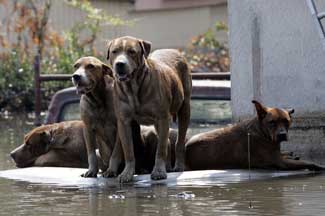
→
(117, 71, 128, 81)
(75, 83, 93, 94)
(14, 159, 35, 168)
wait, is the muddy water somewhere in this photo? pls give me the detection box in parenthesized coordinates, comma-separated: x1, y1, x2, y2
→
(1, 110, 325, 215)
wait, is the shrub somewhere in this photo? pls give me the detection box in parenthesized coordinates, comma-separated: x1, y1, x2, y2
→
(181, 21, 230, 72)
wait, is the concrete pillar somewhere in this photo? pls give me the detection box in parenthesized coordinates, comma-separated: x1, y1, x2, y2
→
(229, 0, 325, 163)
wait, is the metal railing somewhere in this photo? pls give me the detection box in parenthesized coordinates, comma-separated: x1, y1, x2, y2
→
(306, 0, 325, 49)
(33, 55, 72, 126)
(33, 54, 230, 125)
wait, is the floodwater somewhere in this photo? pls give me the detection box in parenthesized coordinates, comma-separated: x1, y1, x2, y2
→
(1, 105, 325, 216)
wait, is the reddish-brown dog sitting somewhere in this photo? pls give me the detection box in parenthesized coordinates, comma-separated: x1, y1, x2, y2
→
(10, 121, 89, 168)
(186, 100, 325, 171)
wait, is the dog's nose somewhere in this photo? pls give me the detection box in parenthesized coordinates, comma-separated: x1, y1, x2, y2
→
(10, 151, 16, 160)
(72, 74, 81, 82)
(277, 132, 288, 142)
(116, 62, 126, 70)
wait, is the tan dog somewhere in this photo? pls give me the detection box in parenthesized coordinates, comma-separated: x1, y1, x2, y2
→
(10, 121, 89, 168)
(186, 101, 325, 171)
(72, 56, 118, 177)
(106, 36, 192, 182)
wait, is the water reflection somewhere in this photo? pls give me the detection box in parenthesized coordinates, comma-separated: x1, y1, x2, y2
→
(1, 175, 325, 216)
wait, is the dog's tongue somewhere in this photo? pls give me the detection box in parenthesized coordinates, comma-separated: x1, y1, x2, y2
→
(118, 74, 128, 81)
(75, 84, 84, 94)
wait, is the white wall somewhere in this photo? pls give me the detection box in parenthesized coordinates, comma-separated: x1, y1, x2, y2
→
(229, 0, 325, 120)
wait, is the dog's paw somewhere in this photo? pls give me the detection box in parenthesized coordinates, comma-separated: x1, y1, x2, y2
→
(166, 162, 173, 172)
(118, 169, 134, 183)
(173, 161, 185, 172)
(151, 167, 167, 180)
(81, 169, 98, 178)
(102, 169, 118, 178)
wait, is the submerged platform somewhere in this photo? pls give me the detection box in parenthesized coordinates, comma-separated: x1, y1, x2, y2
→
(0, 167, 318, 188)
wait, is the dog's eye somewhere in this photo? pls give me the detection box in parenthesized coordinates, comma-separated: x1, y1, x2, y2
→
(86, 64, 95, 70)
(112, 49, 118, 54)
(74, 63, 80, 69)
(128, 49, 136, 55)
(268, 120, 276, 127)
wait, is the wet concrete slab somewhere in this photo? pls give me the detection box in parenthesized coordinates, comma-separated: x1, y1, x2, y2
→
(0, 167, 318, 188)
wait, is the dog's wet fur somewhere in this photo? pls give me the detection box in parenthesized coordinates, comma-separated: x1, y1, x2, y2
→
(106, 36, 192, 182)
(185, 100, 325, 171)
(72, 56, 121, 178)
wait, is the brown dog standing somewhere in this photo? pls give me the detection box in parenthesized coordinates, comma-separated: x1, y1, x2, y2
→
(106, 36, 192, 182)
(186, 100, 325, 171)
(72, 57, 118, 177)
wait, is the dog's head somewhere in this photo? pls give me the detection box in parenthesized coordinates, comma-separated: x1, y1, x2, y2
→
(252, 100, 294, 143)
(106, 36, 151, 82)
(72, 56, 113, 94)
(10, 128, 52, 168)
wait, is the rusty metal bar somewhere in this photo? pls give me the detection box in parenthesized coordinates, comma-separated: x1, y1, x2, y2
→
(33, 55, 41, 126)
(39, 74, 71, 81)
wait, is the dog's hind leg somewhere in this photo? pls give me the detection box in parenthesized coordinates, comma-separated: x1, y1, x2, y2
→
(174, 100, 190, 172)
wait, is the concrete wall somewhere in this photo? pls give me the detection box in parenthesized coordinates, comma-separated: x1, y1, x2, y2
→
(0, 1, 228, 53)
(229, 0, 325, 163)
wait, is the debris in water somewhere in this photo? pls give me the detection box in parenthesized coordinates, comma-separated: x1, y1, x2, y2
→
(169, 191, 195, 199)
(108, 194, 125, 199)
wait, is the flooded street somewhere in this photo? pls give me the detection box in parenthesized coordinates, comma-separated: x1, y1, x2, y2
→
(1, 111, 325, 215)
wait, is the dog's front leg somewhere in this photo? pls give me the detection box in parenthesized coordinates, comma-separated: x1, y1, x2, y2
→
(103, 138, 123, 178)
(279, 158, 325, 171)
(117, 119, 136, 183)
(82, 127, 98, 177)
(152, 118, 169, 180)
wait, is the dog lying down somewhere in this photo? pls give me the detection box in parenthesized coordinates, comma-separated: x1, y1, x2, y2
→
(185, 100, 325, 171)
(10, 121, 178, 174)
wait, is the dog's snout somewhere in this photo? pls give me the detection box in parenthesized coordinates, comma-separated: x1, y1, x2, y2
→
(277, 132, 288, 142)
(72, 74, 81, 82)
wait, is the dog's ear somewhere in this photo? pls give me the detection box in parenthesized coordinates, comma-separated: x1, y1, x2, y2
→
(139, 39, 151, 58)
(252, 100, 268, 120)
(287, 108, 295, 117)
(106, 40, 112, 61)
(45, 130, 69, 149)
(102, 63, 113, 77)
(39, 131, 51, 146)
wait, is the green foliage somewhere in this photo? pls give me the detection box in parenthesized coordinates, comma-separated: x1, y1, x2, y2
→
(0, 50, 34, 111)
(181, 21, 230, 72)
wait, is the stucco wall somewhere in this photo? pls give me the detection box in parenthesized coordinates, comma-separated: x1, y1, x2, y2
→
(229, 0, 325, 163)
(229, 0, 325, 119)
(0, 1, 228, 53)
